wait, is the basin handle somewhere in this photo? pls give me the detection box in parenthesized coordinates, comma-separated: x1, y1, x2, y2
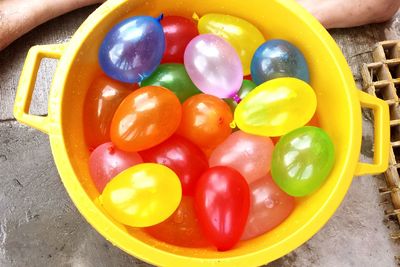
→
(355, 90, 390, 176)
(13, 44, 65, 134)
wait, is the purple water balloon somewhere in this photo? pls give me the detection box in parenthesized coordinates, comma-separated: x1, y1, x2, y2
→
(99, 16, 165, 83)
(184, 34, 243, 99)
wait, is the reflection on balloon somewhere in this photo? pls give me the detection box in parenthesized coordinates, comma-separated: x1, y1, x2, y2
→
(99, 16, 165, 83)
(83, 75, 135, 149)
(184, 34, 243, 98)
(141, 64, 201, 102)
(235, 78, 317, 137)
(101, 163, 182, 227)
(177, 94, 233, 149)
(89, 142, 143, 192)
(271, 126, 335, 197)
(209, 131, 274, 184)
(197, 13, 265, 75)
(140, 135, 208, 196)
(145, 196, 210, 247)
(251, 39, 310, 85)
(241, 174, 294, 240)
(195, 166, 250, 251)
(110, 86, 182, 152)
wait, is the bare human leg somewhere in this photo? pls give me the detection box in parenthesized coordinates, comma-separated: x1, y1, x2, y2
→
(297, 0, 400, 29)
(0, 0, 105, 50)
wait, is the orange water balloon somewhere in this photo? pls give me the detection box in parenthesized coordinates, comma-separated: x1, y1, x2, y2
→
(111, 86, 182, 152)
(177, 94, 233, 150)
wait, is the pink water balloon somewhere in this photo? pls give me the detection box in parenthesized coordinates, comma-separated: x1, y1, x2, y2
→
(209, 131, 274, 184)
(241, 174, 295, 240)
(184, 34, 243, 98)
(89, 142, 143, 192)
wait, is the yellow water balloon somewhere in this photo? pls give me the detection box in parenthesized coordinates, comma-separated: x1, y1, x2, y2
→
(234, 78, 317, 137)
(196, 13, 265, 75)
(100, 163, 182, 227)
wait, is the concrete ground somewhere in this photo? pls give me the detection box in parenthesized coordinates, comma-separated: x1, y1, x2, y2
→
(1, 5, 400, 267)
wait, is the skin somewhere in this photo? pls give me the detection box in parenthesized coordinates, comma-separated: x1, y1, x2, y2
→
(0, 0, 104, 50)
(0, 0, 399, 51)
(297, 0, 400, 29)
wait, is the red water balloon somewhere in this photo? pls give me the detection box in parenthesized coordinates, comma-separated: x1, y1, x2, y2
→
(89, 142, 143, 192)
(83, 75, 136, 149)
(209, 131, 274, 184)
(140, 135, 208, 196)
(161, 16, 199, 63)
(244, 74, 253, 81)
(195, 166, 250, 251)
(308, 114, 319, 127)
(145, 196, 210, 247)
(241, 174, 295, 240)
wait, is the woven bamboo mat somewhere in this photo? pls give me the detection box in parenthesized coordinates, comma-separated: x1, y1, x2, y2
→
(361, 40, 400, 239)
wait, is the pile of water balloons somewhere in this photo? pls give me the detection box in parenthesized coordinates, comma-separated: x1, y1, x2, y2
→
(84, 13, 335, 251)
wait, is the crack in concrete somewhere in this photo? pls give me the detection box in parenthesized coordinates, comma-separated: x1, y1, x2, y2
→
(12, 179, 23, 188)
(0, 118, 16, 123)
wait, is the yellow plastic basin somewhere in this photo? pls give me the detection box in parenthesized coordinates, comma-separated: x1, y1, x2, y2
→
(14, 0, 390, 266)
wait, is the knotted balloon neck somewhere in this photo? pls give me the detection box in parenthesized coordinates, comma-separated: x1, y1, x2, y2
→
(231, 93, 242, 104)
(192, 12, 200, 22)
(156, 13, 164, 22)
(107, 144, 116, 155)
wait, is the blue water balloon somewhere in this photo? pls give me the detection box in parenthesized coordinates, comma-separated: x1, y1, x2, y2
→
(99, 16, 165, 83)
(250, 39, 310, 85)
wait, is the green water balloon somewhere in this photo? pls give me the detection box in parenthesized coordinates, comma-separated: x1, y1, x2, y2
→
(141, 63, 201, 103)
(271, 126, 335, 197)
